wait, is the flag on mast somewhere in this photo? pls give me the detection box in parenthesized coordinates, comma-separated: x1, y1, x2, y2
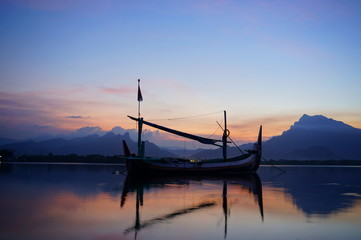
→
(137, 79, 143, 102)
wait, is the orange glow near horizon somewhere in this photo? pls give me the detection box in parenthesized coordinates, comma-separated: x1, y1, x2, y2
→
(2, 89, 361, 141)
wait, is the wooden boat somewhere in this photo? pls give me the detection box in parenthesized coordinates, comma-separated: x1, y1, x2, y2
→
(123, 80, 262, 174)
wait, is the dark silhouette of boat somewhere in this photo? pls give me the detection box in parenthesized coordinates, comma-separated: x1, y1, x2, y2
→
(123, 80, 263, 175)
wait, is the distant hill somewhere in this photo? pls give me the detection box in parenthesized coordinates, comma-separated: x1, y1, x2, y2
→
(189, 145, 253, 159)
(189, 114, 361, 160)
(0, 132, 176, 158)
(264, 114, 361, 160)
(163, 148, 206, 158)
(0, 137, 19, 146)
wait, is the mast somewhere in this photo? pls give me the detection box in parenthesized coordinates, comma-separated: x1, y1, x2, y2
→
(137, 79, 142, 118)
(137, 118, 144, 157)
(137, 79, 145, 157)
(222, 110, 228, 161)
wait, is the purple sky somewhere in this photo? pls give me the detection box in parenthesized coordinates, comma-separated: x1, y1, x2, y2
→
(1, 0, 361, 147)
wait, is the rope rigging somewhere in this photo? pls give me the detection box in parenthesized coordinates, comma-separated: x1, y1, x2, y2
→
(148, 111, 224, 121)
(215, 120, 287, 173)
(216, 121, 245, 155)
(206, 124, 221, 139)
(261, 156, 287, 173)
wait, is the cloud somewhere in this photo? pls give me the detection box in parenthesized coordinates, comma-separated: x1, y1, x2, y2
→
(0, 123, 69, 140)
(65, 116, 90, 119)
(0, 91, 55, 125)
(0, 90, 100, 139)
(99, 85, 134, 95)
(72, 126, 105, 137)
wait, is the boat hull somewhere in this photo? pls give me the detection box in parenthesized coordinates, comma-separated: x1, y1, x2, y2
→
(125, 152, 261, 175)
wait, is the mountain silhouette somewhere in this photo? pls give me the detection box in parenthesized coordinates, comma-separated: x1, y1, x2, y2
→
(264, 114, 361, 160)
(0, 137, 19, 146)
(1, 114, 360, 160)
(0, 132, 175, 158)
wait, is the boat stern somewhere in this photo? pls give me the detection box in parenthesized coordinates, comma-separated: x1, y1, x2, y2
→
(251, 125, 262, 172)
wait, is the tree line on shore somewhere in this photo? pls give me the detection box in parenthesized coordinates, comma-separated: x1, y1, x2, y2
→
(0, 150, 125, 164)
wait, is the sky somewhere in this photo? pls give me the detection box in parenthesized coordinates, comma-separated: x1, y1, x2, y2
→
(0, 0, 361, 147)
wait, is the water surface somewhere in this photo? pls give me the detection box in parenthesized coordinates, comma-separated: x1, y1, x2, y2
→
(0, 163, 360, 240)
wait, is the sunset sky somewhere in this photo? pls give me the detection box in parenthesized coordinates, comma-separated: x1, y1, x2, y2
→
(1, 0, 360, 147)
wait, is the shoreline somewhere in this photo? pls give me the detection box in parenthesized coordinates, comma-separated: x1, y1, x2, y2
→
(1, 155, 360, 166)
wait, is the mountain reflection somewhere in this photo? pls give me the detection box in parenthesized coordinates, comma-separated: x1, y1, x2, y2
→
(258, 166, 361, 217)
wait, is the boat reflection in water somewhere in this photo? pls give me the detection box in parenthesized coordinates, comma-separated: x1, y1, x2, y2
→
(120, 173, 263, 239)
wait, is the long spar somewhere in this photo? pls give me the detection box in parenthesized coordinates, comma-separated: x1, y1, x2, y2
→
(128, 115, 226, 146)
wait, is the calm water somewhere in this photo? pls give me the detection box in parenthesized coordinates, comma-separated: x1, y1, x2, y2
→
(1, 163, 361, 240)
